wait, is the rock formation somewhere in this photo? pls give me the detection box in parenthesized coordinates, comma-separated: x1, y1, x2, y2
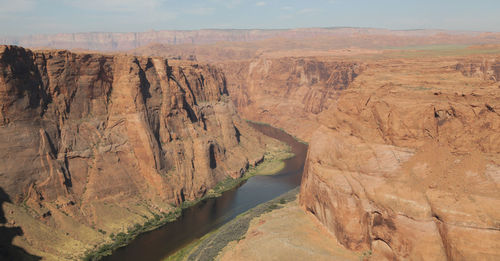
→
(221, 57, 362, 141)
(299, 56, 500, 260)
(0, 45, 274, 259)
(145, 44, 500, 260)
(2, 37, 500, 261)
(456, 58, 500, 82)
(212, 49, 500, 260)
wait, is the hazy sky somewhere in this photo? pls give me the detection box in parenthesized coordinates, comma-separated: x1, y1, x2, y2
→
(1, 0, 499, 36)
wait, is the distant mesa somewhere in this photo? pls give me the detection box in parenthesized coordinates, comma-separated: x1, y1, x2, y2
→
(2, 28, 500, 52)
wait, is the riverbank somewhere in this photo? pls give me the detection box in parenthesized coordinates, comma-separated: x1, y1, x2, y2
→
(83, 131, 294, 261)
(197, 140, 294, 201)
(166, 189, 363, 261)
(165, 189, 300, 261)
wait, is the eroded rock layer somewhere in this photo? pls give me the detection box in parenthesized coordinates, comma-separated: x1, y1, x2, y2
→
(0, 45, 273, 259)
(456, 58, 500, 82)
(300, 57, 500, 260)
(222, 57, 362, 141)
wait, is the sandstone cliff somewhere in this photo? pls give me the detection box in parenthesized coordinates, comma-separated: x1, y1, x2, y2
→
(211, 47, 500, 260)
(217, 51, 500, 260)
(221, 57, 362, 141)
(0, 45, 274, 259)
(300, 56, 500, 260)
(456, 58, 500, 82)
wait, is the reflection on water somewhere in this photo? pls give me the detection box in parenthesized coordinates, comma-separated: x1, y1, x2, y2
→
(103, 123, 307, 261)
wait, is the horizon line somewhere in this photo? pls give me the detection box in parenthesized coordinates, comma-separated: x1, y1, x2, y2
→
(2, 26, 499, 39)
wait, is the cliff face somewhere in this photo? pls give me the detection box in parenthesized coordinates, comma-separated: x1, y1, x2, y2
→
(0, 45, 272, 259)
(456, 58, 500, 82)
(300, 57, 500, 260)
(221, 57, 362, 141)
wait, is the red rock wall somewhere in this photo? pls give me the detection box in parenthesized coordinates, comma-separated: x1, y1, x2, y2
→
(299, 58, 500, 260)
(0, 45, 272, 258)
(221, 55, 500, 260)
(456, 58, 500, 82)
(221, 57, 362, 141)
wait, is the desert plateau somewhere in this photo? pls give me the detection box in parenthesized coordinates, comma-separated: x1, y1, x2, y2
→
(1, 1, 499, 260)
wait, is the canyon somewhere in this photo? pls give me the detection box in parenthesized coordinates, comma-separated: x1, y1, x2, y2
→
(219, 50, 500, 260)
(1, 29, 500, 261)
(220, 57, 363, 141)
(299, 57, 500, 260)
(0, 45, 282, 259)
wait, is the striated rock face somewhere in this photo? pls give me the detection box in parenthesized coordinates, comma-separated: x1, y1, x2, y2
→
(456, 58, 500, 82)
(0, 45, 273, 259)
(300, 57, 500, 260)
(221, 57, 362, 141)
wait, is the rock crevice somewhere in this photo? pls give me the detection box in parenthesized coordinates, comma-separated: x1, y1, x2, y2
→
(299, 57, 500, 260)
(0, 45, 274, 259)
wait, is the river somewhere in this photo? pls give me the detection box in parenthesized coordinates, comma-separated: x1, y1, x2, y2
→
(102, 122, 307, 261)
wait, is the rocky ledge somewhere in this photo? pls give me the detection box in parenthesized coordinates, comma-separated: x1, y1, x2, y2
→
(300, 56, 500, 260)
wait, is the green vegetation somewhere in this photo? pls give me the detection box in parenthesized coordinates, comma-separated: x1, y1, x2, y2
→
(361, 250, 373, 259)
(350, 44, 500, 61)
(83, 209, 182, 261)
(387, 44, 469, 51)
(82, 131, 294, 261)
(381, 44, 500, 58)
(267, 203, 280, 211)
(164, 227, 220, 261)
(403, 85, 432, 91)
(172, 141, 294, 216)
(165, 189, 299, 261)
(202, 143, 294, 199)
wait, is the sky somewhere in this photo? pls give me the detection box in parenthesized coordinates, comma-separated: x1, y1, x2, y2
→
(1, 0, 499, 36)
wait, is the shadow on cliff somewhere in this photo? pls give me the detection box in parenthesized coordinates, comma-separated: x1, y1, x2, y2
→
(0, 187, 41, 261)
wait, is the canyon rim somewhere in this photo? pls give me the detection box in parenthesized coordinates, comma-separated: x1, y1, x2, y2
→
(1, 1, 500, 260)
